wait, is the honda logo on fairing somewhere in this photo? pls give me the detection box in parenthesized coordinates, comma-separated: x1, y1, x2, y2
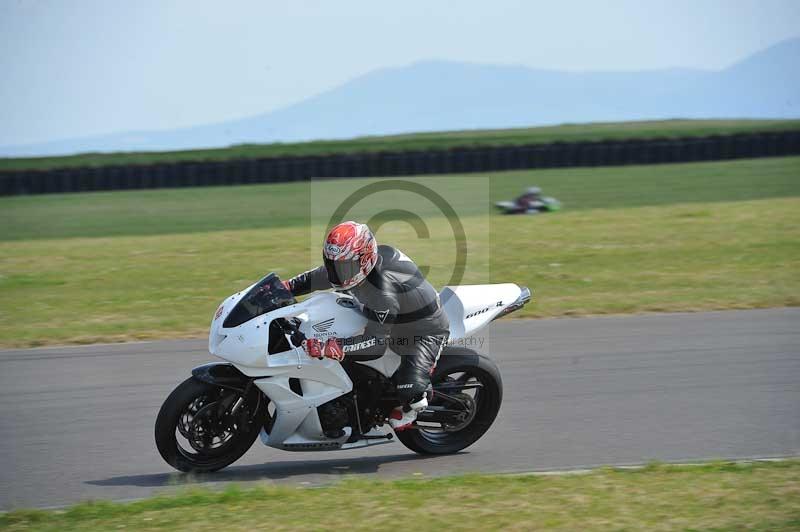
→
(312, 318, 335, 332)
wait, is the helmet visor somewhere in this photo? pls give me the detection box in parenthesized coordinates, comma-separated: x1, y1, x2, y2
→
(324, 257, 362, 288)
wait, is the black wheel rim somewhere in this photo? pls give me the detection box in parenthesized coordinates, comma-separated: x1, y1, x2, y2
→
(174, 387, 261, 465)
(417, 370, 485, 440)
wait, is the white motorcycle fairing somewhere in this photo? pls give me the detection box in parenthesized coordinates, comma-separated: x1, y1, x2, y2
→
(207, 281, 529, 451)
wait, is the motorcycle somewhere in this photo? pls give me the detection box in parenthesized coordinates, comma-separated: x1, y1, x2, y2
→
(155, 273, 531, 472)
(495, 197, 561, 215)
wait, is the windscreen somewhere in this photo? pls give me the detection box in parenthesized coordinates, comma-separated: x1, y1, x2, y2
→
(222, 273, 296, 328)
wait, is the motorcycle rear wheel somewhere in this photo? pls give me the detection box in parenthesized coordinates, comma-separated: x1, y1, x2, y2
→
(155, 377, 266, 473)
(396, 349, 503, 455)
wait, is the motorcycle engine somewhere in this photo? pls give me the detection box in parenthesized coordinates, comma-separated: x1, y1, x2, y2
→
(317, 398, 350, 436)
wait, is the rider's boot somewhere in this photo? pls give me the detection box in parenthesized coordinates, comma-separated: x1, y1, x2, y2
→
(389, 395, 428, 431)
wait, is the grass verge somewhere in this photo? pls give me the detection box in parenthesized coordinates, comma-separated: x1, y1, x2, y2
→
(1, 118, 798, 171)
(1, 197, 798, 347)
(2, 460, 798, 531)
(1, 157, 798, 347)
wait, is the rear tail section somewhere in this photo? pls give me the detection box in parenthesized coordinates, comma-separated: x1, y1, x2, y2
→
(440, 284, 532, 339)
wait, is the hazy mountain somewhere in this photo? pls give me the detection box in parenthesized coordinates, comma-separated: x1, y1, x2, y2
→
(3, 38, 799, 157)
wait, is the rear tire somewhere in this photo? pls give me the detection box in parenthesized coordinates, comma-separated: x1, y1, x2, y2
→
(155, 377, 266, 473)
(396, 348, 503, 454)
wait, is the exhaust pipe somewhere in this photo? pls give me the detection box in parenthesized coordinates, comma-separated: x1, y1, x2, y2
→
(492, 286, 532, 320)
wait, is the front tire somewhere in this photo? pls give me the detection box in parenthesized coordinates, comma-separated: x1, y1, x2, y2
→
(155, 377, 266, 473)
(396, 349, 503, 454)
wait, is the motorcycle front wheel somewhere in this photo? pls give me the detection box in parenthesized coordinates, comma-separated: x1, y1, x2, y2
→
(155, 377, 266, 473)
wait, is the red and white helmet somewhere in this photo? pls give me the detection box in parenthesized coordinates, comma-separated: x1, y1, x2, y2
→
(323, 221, 378, 290)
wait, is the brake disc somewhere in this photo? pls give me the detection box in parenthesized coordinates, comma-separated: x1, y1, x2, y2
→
(178, 396, 207, 439)
(187, 400, 231, 452)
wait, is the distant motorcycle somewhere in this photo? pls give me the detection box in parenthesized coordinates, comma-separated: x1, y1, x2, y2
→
(155, 273, 531, 472)
(495, 196, 561, 215)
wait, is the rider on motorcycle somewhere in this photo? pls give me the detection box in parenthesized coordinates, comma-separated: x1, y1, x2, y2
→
(283, 221, 449, 431)
(515, 186, 543, 211)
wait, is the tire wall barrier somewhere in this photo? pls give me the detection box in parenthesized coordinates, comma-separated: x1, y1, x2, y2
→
(1, 131, 799, 196)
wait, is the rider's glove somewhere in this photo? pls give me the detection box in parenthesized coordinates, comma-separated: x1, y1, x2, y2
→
(281, 280, 292, 293)
(302, 338, 323, 358)
(323, 338, 345, 362)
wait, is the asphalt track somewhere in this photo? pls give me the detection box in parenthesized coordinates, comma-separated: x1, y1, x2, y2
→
(1, 308, 798, 510)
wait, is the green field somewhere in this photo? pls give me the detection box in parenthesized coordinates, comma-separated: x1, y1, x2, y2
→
(0, 156, 798, 347)
(2, 156, 798, 242)
(2, 461, 798, 531)
(1, 118, 798, 171)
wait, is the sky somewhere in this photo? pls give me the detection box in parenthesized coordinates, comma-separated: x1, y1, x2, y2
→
(1, 0, 799, 146)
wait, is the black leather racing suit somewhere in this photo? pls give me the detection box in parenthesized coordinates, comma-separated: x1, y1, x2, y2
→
(286, 245, 450, 404)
